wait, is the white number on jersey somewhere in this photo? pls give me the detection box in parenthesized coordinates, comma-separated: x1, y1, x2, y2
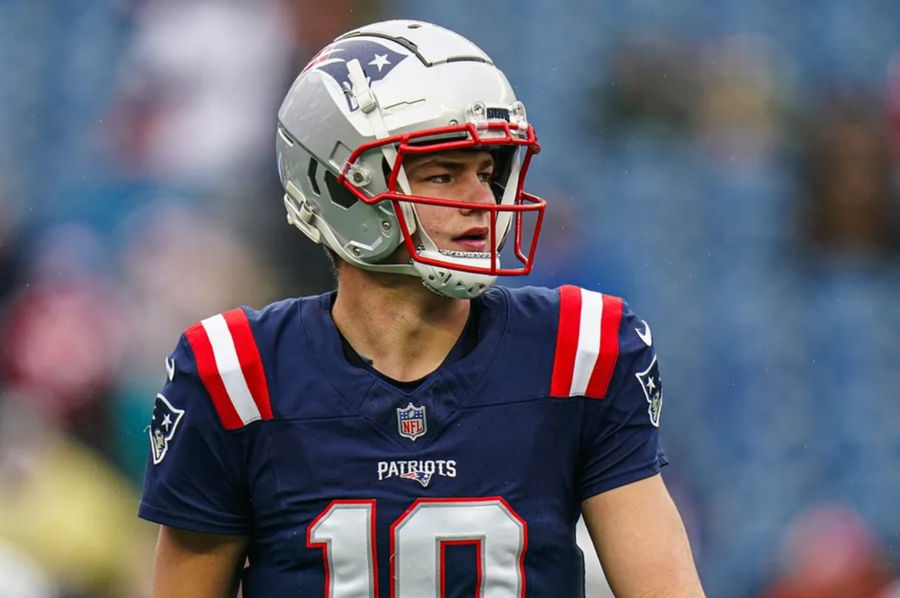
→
(308, 497, 527, 598)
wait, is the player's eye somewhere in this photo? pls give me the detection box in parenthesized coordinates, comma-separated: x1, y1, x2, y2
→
(426, 173, 451, 184)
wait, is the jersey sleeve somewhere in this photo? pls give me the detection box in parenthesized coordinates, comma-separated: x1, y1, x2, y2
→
(138, 333, 252, 534)
(571, 296, 669, 500)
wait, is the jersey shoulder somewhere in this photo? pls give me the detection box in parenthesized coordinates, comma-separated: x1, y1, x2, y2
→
(483, 284, 561, 339)
(485, 285, 656, 402)
(547, 284, 658, 401)
(172, 295, 327, 431)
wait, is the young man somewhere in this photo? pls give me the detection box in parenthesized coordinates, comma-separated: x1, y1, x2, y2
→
(140, 20, 705, 598)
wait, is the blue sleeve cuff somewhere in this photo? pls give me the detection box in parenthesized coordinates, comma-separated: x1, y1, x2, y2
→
(578, 454, 668, 502)
(138, 501, 250, 535)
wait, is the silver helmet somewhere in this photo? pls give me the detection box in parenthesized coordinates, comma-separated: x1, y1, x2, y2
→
(276, 20, 545, 298)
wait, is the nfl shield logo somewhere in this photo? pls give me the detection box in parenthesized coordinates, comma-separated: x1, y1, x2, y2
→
(396, 402, 427, 441)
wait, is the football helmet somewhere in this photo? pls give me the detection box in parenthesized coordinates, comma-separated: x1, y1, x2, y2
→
(276, 20, 545, 298)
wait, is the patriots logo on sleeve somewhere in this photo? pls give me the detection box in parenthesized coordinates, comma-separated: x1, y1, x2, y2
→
(149, 393, 185, 464)
(635, 356, 663, 427)
(303, 39, 409, 111)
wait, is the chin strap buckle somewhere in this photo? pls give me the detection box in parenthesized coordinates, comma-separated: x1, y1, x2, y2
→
(346, 59, 377, 114)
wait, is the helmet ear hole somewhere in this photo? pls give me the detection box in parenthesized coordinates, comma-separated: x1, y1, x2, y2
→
(324, 171, 358, 209)
(307, 159, 322, 196)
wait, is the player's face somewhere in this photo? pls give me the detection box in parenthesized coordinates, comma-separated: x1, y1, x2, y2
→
(403, 150, 496, 253)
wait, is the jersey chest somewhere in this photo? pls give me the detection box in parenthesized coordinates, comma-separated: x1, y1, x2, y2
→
(241, 392, 587, 598)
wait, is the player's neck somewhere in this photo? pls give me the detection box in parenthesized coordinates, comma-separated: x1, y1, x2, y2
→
(331, 266, 471, 382)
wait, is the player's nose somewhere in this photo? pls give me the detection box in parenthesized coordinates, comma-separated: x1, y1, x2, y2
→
(458, 173, 494, 213)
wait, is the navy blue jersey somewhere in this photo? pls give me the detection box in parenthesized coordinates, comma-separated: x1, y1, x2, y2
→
(139, 285, 667, 597)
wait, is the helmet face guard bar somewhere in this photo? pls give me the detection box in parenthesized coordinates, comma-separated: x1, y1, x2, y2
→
(336, 121, 546, 276)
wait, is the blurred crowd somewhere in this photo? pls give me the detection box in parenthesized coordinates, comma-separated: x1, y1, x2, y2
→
(1, 1, 899, 597)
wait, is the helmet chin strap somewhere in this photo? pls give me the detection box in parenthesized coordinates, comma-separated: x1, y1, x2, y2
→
(413, 259, 498, 299)
(410, 209, 500, 299)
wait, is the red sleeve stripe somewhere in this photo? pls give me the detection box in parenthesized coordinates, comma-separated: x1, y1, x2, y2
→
(222, 308, 273, 420)
(550, 286, 623, 399)
(184, 309, 272, 430)
(184, 320, 244, 430)
(550, 285, 582, 397)
(585, 294, 624, 398)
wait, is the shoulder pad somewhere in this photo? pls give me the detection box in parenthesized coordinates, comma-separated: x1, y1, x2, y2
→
(550, 285, 624, 399)
(184, 307, 274, 430)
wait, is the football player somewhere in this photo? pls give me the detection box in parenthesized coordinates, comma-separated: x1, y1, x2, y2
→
(140, 20, 705, 598)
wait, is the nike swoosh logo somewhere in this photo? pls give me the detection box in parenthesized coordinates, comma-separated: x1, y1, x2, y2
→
(636, 320, 652, 347)
(165, 357, 175, 382)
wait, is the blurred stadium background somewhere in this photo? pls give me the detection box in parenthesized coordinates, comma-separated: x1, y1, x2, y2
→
(1, 0, 899, 596)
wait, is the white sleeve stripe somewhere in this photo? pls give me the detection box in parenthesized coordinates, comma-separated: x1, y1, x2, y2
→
(200, 313, 262, 425)
(569, 289, 604, 396)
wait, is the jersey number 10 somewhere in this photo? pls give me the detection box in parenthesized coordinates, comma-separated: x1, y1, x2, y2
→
(308, 497, 527, 597)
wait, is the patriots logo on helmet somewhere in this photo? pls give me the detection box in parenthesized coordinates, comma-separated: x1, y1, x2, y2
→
(635, 356, 663, 427)
(149, 393, 185, 464)
(303, 39, 409, 111)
